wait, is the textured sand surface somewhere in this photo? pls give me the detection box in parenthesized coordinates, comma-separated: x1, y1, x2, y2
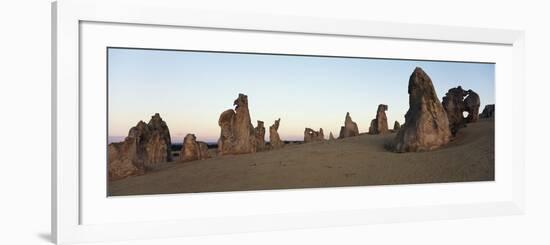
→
(108, 119, 494, 196)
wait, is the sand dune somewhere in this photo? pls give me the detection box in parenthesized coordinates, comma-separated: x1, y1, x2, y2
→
(108, 119, 494, 196)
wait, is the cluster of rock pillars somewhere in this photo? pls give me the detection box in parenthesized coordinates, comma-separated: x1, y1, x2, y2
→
(108, 67, 496, 181)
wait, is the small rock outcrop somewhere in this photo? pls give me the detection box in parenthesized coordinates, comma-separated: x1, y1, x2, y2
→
(329, 132, 336, 140)
(442, 86, 481, 135)
(304, 128, 325, 142)
(180, 134, 210, 162)
(479, 104, 495, 118)
(393, 67, 451, 152)
(217, 94, 257, 155)
(269, 118, 284, 149)
(393, 121, 401, 131)
(369, 104, 389, 134)
(254, 120, 266, 151)
(108, 113, 172, 180)
(338, 112, 359, 138)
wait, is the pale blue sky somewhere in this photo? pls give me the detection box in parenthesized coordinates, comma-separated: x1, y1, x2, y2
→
(108, 48, 494, 143)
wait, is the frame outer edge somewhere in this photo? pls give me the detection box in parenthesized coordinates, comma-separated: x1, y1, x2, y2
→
(51, 1, 58, 244)
(55, 0, 82, 243)
(512, 31, 526, 213)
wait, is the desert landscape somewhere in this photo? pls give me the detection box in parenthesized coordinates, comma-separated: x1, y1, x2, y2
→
(107, 67, 495, 196)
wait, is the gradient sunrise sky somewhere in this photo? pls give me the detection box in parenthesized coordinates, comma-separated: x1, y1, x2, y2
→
(108, 48, 495, 143)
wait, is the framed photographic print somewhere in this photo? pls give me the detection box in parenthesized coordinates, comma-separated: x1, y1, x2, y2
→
(52, 0, 525, 244)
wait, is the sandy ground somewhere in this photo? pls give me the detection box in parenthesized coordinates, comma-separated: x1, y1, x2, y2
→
(108, 119, 494, 196)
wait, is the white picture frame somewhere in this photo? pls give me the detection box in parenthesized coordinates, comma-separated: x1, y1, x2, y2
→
(52, 0, 525, 244)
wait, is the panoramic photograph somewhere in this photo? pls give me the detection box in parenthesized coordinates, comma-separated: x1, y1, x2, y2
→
(107, 47, 495, 196)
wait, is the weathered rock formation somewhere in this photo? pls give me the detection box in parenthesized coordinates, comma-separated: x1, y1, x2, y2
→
(329, 132, 335, 140)
(479, 104, 495, 118)
(146, 113, 173, 164)
(108, 141, 145, 181)
(107, 113, 172, 180)
(254, 120, 266, 151)
(464, 90, 480, 123)
(369, 104, 389, 134)
(218, 93, 257, 155)
(338, 112, 359, 138)
(393, 121, 401, 131)
(441, 86, 466, 134)
(442, 86, 481, 135)
(269, 118, 284, 149)
(393, 67, 451, 152)
(304, 128, 325, 142)
(180, 134, 210, 162)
